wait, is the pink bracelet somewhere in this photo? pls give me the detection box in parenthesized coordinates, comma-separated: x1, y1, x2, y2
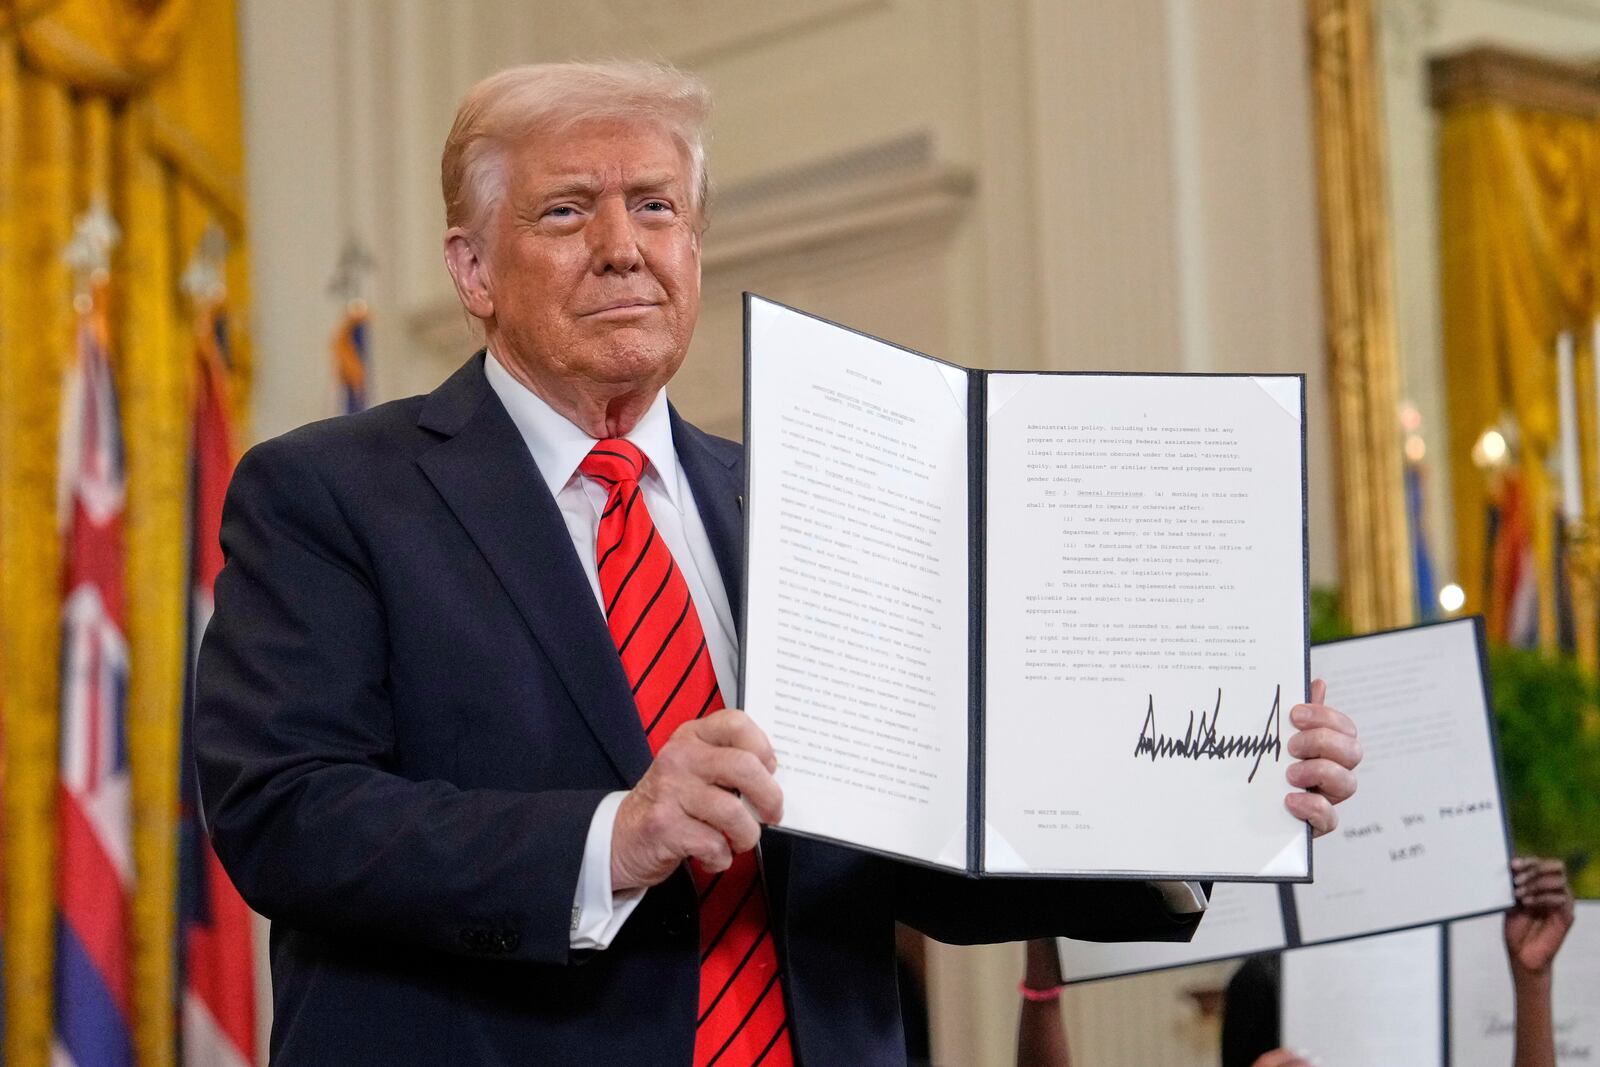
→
(1019, 979, 1064, 1003)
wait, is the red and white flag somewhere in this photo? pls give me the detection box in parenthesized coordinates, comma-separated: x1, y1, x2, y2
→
(178, 305, 256, 1067)
(54, 279, 135, 1067)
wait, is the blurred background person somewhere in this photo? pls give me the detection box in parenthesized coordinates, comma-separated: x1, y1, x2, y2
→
(1221, 857, 1576, 1067)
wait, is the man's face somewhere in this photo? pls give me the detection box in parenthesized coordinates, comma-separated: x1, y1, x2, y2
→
(479, 118, 702, 400)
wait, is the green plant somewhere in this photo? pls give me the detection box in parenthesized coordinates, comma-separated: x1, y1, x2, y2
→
(1309, 586, 1353, 643)
(1485, 645, 1600, 897)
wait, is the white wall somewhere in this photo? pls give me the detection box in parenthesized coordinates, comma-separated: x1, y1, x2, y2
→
(239, 2, 1332, 1063)
(242, 0, 1334, 575)
(240, 0, 343, 441)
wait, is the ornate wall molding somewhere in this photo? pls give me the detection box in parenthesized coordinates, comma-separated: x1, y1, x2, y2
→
(582, 0, 887, 65)
(1377, 0, 1440, 75)
(704, 131, 973, 271)
(1486, 0, 1600, 18)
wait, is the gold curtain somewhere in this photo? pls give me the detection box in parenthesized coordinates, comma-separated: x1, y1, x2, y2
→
(1439, 101, 1600, 646)
(0, 3, 250, 1065)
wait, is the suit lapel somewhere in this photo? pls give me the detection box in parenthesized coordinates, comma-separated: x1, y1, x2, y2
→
(414, 362, 780, 903)
(670, 409, 744, 628)
(416, 355, 652, 786)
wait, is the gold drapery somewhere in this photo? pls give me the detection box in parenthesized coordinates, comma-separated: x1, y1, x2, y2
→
(1439, 101, 1600, 647)
(10, 0, 191, 95)
(0, 2, 249, 1065)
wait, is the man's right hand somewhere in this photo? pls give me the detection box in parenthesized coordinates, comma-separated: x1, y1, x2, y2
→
(610, 708, 784, 892)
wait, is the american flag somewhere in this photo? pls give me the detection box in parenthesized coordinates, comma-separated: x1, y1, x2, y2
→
(178, 303, 256, 1067)
(54, 279, 134, 1067)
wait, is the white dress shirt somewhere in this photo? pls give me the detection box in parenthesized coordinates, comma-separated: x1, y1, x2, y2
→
(484, 351, 741, 950)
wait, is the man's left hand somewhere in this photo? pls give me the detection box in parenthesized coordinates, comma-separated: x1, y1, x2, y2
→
(1283, 678, 1361, 837)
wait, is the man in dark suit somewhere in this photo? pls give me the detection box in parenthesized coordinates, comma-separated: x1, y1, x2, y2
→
(194, 60, 1362, 1066)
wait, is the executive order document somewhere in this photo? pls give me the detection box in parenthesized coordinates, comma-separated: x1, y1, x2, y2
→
(742, 295, 1309, 879)
(983, 372, 1308, 877)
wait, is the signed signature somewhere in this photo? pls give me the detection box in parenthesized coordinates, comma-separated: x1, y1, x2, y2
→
(1132, 687, 1282, 783)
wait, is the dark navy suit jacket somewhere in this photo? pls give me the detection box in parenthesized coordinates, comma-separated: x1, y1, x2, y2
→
(194, 353, 1198, 1065)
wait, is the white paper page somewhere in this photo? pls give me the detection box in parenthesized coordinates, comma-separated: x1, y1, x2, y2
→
(1057, 880, 1287, 982)
(743, 297, 971, 867)
(1282, 925, 1444, 1067)
(1294, 619, 1512, 943)
(983, 373, 1307, 876)
(1450, 903, 1600, 1066)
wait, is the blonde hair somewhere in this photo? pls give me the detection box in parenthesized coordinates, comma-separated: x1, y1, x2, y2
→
(441, 60, 712, 236)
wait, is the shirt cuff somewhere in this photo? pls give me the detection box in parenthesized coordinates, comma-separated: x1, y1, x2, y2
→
(1150, 880, 1209, 915)
(570, 791, 646, 950)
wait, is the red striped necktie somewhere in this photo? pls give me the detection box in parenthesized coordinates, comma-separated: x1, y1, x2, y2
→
(579, 439, 794, 1067)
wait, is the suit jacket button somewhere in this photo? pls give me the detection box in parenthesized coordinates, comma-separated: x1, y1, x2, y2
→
(497, 931, 520, 953)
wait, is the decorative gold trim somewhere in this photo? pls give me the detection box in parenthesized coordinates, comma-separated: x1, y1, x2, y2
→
(1306, 0, 1416, 631)
(1431, 44, 1600, 118)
